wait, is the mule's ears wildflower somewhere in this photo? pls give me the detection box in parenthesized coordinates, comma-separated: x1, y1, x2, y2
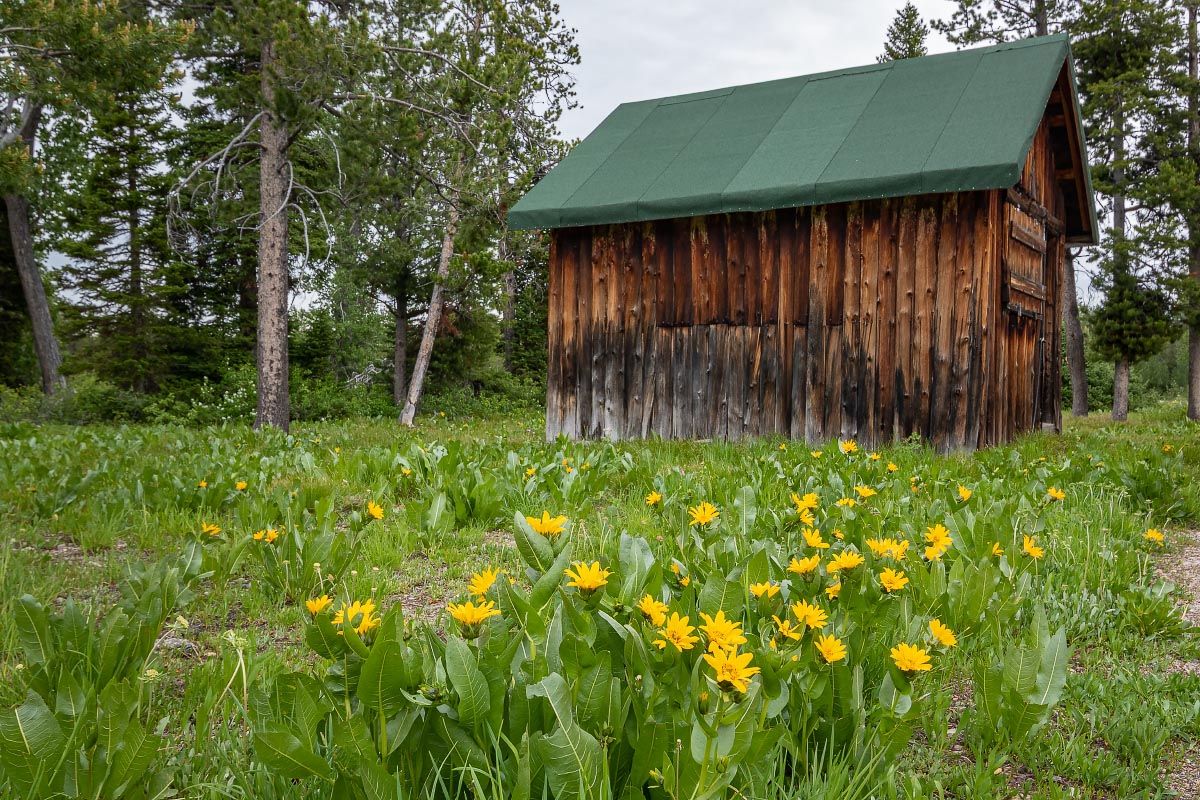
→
(688, 502, 720, 526)
(879, 568, 909, 593)
(772, 615, 802, 640)
(253, 528, 279, 544)
(1046, 486, 1065, 501)
(887, 462, 899, 472)
(957, 485, 972, 502)
(236, 481, 248, 491)
(890, 642, 932, 672)
(525, 467, 537, 478)
(1143, 528, 1164, 546)
(653, 612, 699, 652)
(929, 618, 957, 647)
(803, 528, 830, 550)
(646, 491, 663, 506)
(337, 599, 380, 637)
(869, 452, 882, 461)
(367, 501, 385, 520)
(835, 497, 856, 508)
(564, 561, 612, 593)
(924, 524, 953, 561)
(814, 633, 847, 664)
(468, 567, 500, 597)
(448, 599, 501, 631)
(791, 599, 829, 629)
(198, 480, 208, 488)
(305, 595, 333, 615)
(703, 646, 760, 693)
(854, 485, 878, 499)
(991, 542, 1005, 556)
(1022, 534, 1045, 559)
(636, 594, 669, 626)
(825, 581, 841, 600)
(201, 522, 221, 537)
(699, 611, 747, 651)
(839, 440, 859, 454)
(792, 492, 820, 512)
(810, 450, 822, 458)
(526, 511, 568, 536)
(749, 581, 780, 599)
(826, 550, 865, 573)
(788, 554, 821, 574)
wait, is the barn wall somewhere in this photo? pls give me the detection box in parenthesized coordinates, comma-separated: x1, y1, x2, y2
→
(547, 151, 1066, 449)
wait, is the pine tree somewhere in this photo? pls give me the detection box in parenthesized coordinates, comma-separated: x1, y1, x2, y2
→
(1074, 0, 1182, 420)
(879, 3, 930, 62)
(55, 85, 179, 392)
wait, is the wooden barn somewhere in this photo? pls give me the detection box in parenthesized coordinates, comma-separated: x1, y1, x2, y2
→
(508, 35, 1098, 450)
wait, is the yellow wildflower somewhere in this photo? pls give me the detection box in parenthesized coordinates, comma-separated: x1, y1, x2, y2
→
(236, 481, 247, 491)
(525, 467, 536, 478)
(788, 554, 821, 574)
(869, 453, 882, 461)
(826, 550, 865, 573)
(526, 511, 568, 537)
(703, 646, 760, 693)
(924, 524, 953, 561)
(468, 567, 500, 597)
(646, 491, 662, 505)
(305, 595, 333, 615)
(814, 633, 847, 664)
(929, 619, 957, 647)
(688, 502, 720, 526)
(447, 599, 501, 628)
(791, 599, 829, 629)
(653, 613, 700, 652)
(201, 522, 221, 537)
(865, 537, 909, 560)
(336, 599, 380, 637)
(1022, 534, 1044, 559)
(564, 561, 612, 593)
(792, 492, 820, 512)
(198, 480, 208, 488)
(890, 642, 932, 672)
(1143, 528, 1164, 546)
(879, 568, 909, 593)
(826, 581, 841, 600)
(810, 450, 823, 458)
(749, 581, 780, 599)
(854, 485, 877, 499)
(1047, 487, 1065, 501)
(367, 501, 384, 520)
(957, 486, 972, 502)
(840, 440, 859, 454)
(699, 611, 747, 651)
(992, 542, 1005, 556)
(887, 462, 899, 472)
(772, 615, 802, 640)
(680, 576, 691, 587)
(253, 528, 279, 544)
(636, 595, 669, 626)
(803, 528, 830, 550)
(835, 497, 856, 508)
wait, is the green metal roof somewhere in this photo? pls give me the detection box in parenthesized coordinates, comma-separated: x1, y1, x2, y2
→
(509, 34, 1097, 242)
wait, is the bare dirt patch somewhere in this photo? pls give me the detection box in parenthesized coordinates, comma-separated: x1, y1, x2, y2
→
(1156, 529, 1200, 798)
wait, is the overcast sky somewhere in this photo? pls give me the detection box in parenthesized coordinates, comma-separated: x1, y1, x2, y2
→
(553, 0, 955, 142)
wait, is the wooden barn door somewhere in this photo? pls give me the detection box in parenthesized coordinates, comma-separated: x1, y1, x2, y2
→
(1001, 199, 1050, 436)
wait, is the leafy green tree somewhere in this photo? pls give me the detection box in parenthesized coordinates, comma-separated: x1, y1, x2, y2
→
(1074, 0, 1182, 420)
(879, 3, 930, 62)
(1, 0, 188, 394)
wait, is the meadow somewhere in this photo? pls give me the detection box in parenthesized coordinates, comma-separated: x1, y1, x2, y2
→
(0, 403, 1197, 800)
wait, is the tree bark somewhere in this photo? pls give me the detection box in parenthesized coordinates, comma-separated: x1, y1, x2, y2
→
(1063, 249, 1088, 415)
(400, 197, 460, 426)
(255, 38, 291, 432)
(1188, 3, 1200, 422)
(4, 104, 64, 395)
(127, 117, 148, 393)
(5, 193, 64, 394)
(502, 267, 515, 371)
(1113, 358, 1130, 421)
(393, 290, 407, 406)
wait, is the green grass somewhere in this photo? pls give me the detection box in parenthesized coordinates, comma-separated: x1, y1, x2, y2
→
(1, 400, 1197, 799)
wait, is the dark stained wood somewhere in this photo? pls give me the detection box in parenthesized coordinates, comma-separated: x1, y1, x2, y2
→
(544, 121, 1068, 450)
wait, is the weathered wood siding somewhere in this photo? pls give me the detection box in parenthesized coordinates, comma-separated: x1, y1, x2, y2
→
(546, 123, 1066, 450)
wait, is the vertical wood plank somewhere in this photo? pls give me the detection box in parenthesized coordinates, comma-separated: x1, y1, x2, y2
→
(894, 198, 918, 438)
(805, 206, 828, 443)
(875, 199, 898, 445)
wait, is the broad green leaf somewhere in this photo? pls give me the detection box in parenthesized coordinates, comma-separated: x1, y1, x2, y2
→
(531, 674, 603, 800)
(15, 595, 52, 666)
(1031, 628, 1069, 707)
(514, 511, 555, 574)
(618, 534, 656, 600)
(423, 492, 452, 534)
(531, 540, 574, 610)
(358, 640, 408, 718)
(444, 637, 491, 730)
(253, 722, 334, 780)
(698, 575, 744, 619)
(306, 614, 348, 659)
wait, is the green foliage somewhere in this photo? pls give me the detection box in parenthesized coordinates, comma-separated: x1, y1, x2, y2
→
(879, 3, 929, 62)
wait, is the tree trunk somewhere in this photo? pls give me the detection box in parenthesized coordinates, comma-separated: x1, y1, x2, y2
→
(1113, 358, 1130, 421)
(393, 291, 407, 406)
(1064, 249, 1088, 416)
(127, 118, 147, 394)
(400, 198, 461, 426)
(1188, 3, 1200, 422)
(4, 104, 63, 395)
(255, 38, 291, 432)
(5, 193, 64, 394)
(1035, 1, 1048, 37)
(502, 268, 515, 371)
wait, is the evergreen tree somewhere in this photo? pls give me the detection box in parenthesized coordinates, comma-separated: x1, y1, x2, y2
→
(1074, 0, 1182, 420)
(879, 3, 930, 62)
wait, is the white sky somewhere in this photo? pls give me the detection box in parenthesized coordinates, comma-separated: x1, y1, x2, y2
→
(553, 0, 954, 142)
